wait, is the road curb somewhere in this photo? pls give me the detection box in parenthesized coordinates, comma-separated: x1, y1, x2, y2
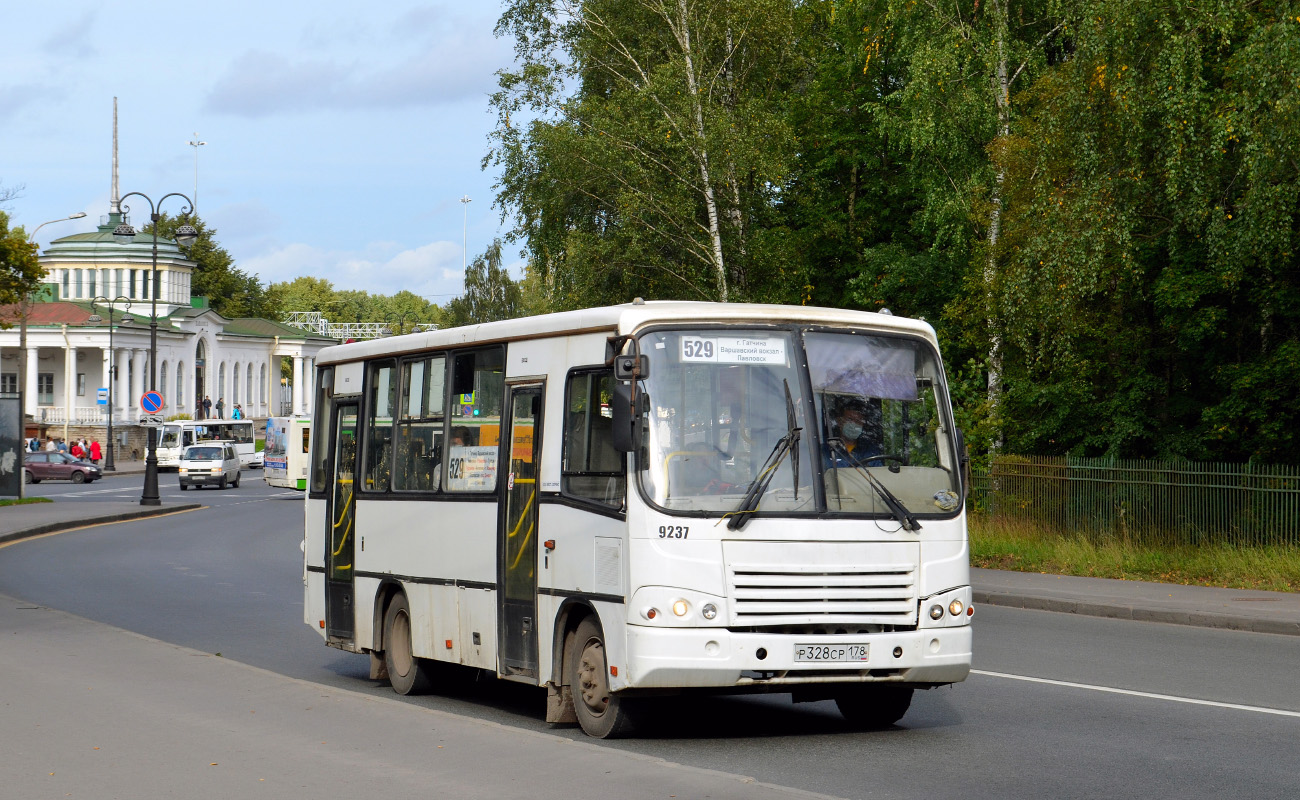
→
(0, 504, 204, 547)
(973, 589, 1300, 637)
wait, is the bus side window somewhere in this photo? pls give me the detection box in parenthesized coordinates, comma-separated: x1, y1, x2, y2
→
(309, 367, 334, 494)
(394, 356, 445, 492)
(443, 348, 503, 492)
(562, 370, 626, 508)
(362, 360, 397, 492)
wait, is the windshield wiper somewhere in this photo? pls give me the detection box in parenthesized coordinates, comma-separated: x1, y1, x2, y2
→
(826, 437, 922, 532)
(727, 380, 801, 531)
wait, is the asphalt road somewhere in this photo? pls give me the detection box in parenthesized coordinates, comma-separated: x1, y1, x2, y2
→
(4, 474, 1300, 799)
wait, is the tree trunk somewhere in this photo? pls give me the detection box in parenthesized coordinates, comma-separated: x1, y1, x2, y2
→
(673, 0, 729, 302)
(986, 0, 1011, 450)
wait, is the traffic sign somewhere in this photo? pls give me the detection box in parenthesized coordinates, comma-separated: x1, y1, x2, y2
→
(140, 391, 164, 414)
(97, 388, 109, 405)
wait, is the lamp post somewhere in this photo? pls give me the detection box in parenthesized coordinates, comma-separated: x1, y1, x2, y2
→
(21, 212, 87, 498)
(188, 134, 206, 214)
(112, 192, 198, 506)
(87, 296, 132, 471)
(459, 195, 471, 272)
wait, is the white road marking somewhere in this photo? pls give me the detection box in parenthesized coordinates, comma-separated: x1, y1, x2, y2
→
(972, 669, 1300, 718)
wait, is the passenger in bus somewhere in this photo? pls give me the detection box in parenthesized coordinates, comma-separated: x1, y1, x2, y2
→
(823, 397, 884, 468)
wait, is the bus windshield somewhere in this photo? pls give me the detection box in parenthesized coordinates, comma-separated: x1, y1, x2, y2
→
(636, 327, 960, 517)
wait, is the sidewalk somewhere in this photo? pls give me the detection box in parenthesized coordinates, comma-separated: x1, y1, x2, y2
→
(972, 567, 1300, 636)
(0, 498, 203, 545)
(4, 492, 1298, 637)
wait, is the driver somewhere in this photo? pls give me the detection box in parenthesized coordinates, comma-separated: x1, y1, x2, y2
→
(824, 397, 884, 467)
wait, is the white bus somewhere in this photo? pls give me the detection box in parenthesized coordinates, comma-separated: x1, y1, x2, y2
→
(264, 416, 312, 490)
(303, 301, 972, 737)
(159, 419, 260, 470)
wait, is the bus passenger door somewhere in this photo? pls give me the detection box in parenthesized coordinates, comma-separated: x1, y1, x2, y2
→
(326, 403, 359, 641)
(498, 383, 543, 678)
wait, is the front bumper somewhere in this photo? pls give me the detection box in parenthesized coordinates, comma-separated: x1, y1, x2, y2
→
(623, 624, 972, 690)
(180, 473, 231, 486)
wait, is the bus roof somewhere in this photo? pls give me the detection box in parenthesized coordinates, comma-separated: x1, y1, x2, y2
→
(313, 301, 938, 366)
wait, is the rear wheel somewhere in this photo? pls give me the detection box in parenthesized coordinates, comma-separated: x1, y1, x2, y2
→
(834, 686, 914, 729)
(568, 616, 638, 738)
(71, 471, 86, 484)
(23, 470, 32, 484)
(383, 593, 432, 695)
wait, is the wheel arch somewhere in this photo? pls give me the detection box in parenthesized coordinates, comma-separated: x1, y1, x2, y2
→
(371, 579, 406, 653)
(549, 597, 599, 687)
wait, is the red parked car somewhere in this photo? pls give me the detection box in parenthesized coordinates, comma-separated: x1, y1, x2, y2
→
(23, 452, 102, 484)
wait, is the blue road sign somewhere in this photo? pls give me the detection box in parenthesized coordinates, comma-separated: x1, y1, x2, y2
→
(140, 391, 164, 414)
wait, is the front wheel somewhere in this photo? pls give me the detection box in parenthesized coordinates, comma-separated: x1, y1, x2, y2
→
(71, 471, 86, 484)
(568, 616, 639, 738)
(834, 686, 914, 729)
(232, 471, 241, 488)
(383, 593, 432, 695)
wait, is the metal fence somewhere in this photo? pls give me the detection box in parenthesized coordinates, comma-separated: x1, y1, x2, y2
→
(969, 456, 1300, 547)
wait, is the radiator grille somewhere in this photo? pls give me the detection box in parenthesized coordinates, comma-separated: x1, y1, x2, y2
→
(727, 563, 918, 627)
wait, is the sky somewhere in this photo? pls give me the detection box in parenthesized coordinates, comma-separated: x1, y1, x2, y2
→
(2, 2, 522, 310)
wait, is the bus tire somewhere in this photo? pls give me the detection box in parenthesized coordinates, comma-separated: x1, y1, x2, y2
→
(834, 686, 913, 729)
(383, 593, 432, 695)
(568, 616, 638, 738)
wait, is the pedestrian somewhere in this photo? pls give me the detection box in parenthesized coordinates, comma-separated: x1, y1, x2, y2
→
(70, 441, 84, 460)
(90, 440, 102, 465)
(216, 397, 225, 419)
(203, 395, 212, 420)
(56, 439, 68, 454)
(231, 404, 243, 420)
(28, 437, 39, 452)
(45, 438, 57, 452)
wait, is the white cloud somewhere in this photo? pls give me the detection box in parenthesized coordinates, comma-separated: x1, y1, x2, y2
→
(242, 239, 467, 301)
(204, 30, 507, 117)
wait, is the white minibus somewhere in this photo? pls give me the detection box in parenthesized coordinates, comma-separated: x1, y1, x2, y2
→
(302, 301, 972, 737)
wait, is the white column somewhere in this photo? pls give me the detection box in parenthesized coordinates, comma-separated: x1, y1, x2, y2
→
(115, 349, 129, 417)
(292, 355, 304, 416)
(130, 349, 144, 416)
(65, 345, 77, 422)
(25, 347, 38, 416)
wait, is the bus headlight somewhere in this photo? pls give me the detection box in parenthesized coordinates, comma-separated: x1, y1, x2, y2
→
(701, 603, 717, 620)
(929, 604, 945, 620)
(672, 600, 689, 617)
(949, 600, 964, 617)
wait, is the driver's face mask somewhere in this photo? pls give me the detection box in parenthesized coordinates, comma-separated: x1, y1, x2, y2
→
(841, 421, 863, 441)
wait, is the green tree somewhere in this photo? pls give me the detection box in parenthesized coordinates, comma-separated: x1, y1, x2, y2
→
(490, 0, 798, 307)
(993, 0, 1300, 462)
(0, 210, 43, 313)
(443, 239, 524, 326)
(266, 276, 341, 320)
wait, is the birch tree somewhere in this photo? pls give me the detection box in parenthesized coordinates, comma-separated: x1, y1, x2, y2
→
(489, 0, 795, 307)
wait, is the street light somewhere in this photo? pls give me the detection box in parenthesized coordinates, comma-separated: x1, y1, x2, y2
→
(21, 212, 87, 499)
(112, 192, 198, 506)
(188, 134, 206, 214)
(87, 296, 132, 472)
(459, 195, 471, 272)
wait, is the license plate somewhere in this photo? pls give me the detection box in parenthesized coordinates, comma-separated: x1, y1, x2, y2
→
(794, 643, 869, 662)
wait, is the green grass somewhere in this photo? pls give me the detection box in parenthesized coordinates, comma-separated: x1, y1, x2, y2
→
(0, 497, 54, 508)
(970, 515, 1300, 592)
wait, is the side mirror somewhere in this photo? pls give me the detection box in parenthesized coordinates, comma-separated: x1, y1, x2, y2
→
(610, 379, 637, 453)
